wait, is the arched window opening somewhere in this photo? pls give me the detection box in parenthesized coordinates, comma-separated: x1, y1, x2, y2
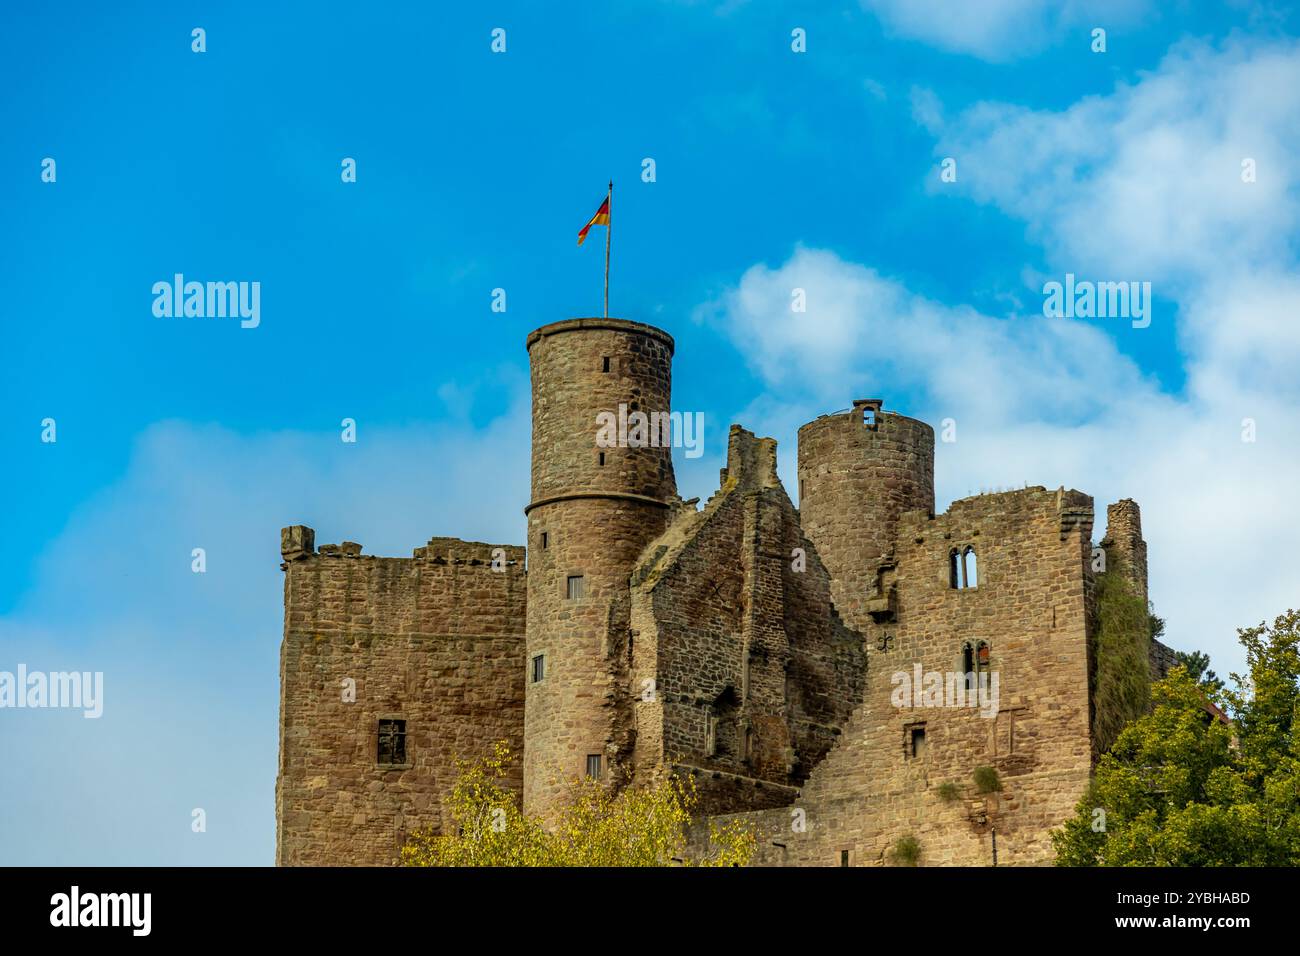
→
(962, 547, 979, 588)
(949, 549, 961, 589)
(961, 642, 974, 676)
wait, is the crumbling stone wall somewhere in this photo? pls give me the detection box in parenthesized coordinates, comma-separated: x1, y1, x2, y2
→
(697, 487, 1096, 866)
(630, 426, 867, 814)
(1100, 499, 1148, 607)
(276, 529, 525, 866)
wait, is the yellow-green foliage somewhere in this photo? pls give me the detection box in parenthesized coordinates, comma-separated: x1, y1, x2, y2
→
(1092, 566, 1152, 754)
(400, 742, 755, 867)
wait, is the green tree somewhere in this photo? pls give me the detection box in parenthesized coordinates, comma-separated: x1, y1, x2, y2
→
(1054, 610, 1300, 866)
(1175, 649, 1225, 694)
(401, 742, 755, 867)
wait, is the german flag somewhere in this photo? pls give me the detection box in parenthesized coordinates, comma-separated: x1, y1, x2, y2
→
(577, 195, 610, 246)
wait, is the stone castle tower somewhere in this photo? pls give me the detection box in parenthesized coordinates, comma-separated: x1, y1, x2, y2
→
(523, 318, 679, 818)
(797, 400, 935, 632)
(275, 315, 1174, 866)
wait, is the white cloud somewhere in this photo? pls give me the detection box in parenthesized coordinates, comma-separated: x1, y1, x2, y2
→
(930, 38, 1300, 392)
(861, 0, 1147, 61)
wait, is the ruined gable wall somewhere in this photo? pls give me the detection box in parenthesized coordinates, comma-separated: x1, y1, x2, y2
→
(631, 428, 867, 815)
(276, 531, 526, 866)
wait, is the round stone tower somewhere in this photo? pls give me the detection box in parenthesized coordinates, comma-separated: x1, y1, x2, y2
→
(797, 399, 934, 631)
(523, 317, 677, 819)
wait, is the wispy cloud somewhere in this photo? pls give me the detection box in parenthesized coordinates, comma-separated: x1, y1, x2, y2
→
(0, 390, 530, 864)
(860, 0, 1150, 61)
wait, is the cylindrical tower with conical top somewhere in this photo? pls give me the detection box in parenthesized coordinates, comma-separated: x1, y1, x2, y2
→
(523, 317, 677, 819)
(797, 399, 934, 632)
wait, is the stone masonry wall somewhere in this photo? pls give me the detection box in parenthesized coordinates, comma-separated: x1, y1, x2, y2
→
(798, 404, 935, 633)
(276, 529, 526, 866)
(630, 427, 867, 815)
(696, 487, 1096, 866)
(524, 318, 678, 819)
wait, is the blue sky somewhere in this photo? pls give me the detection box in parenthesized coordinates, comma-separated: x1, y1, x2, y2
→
(3, 1, 1300, 864)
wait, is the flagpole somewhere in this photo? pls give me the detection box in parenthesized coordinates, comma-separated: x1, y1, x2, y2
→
(604, 180, 612, 318)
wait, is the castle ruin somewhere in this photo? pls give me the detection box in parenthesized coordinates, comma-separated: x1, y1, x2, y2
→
(275, 316, 1171, 866)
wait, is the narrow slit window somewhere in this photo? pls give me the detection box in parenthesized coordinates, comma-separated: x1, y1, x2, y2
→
(908, 726, 926, 760)
(840, 849, 850, 867)
(377, 719, 407, 766)
(962, 643, 974, 676)
(602, 356, 611, 373)
(963, 547, 978, 588)
(540, 531, 548, 550)
(598, 451, 606, 466)
(531, 654, 545, 684)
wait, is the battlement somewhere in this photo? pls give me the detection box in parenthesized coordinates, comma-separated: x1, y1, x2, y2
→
(413, 537, 525, 566)
(279, 525, 523, 568)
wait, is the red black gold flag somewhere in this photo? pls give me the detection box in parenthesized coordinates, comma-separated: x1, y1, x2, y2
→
(577, 195, 611, 246)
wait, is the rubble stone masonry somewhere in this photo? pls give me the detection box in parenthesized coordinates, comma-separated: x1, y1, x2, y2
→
(276, 532, 525, 865)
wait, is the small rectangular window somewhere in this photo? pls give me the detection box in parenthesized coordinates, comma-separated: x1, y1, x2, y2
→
(908, 726, 926, 760)
(540, 531, 548, 549)
(602, 356, 611, 373)
(586, 754, 602, 779)
(840, 849, 850, 867)
(863, 408, 876, 426)
(531, 654, 545, 683)
(378, 719, 407, 766)
(567, 575, 585, 600)
(598, 451, 606, 466)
